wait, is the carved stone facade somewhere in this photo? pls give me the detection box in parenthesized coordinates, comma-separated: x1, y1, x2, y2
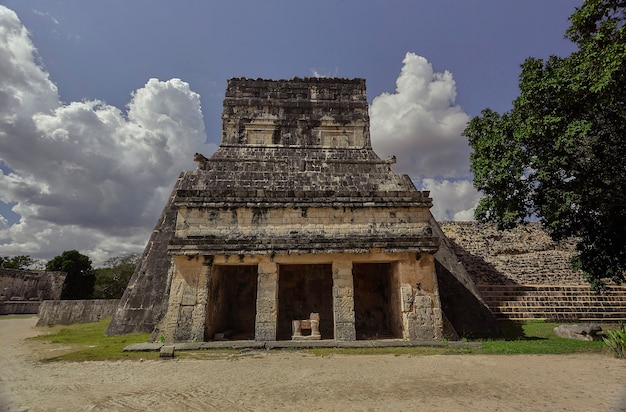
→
(108, 78, 502, 341)
(161, 78, 444, 342)
(110, 78, 450, 341)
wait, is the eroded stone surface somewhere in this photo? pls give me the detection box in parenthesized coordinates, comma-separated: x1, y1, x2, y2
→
(0, 268, 65, 302)
(440, 222, 584, 285)
(553, 324, 603, 341)
(111, 78, 498, 342)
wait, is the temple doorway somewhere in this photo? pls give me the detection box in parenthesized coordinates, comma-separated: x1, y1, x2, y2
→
(277, 264, 334, 340)
(205, 265, 258, 340)
(353, 262, 401, 339)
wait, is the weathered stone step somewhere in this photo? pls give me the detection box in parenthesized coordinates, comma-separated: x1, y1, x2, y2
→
(484, 301, 626, 306)
(494, 307, 626, 313)
(477, 284, 626, 322)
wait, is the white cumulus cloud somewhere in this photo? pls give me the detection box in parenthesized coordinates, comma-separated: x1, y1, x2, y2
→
(422, 178, 481, 221)
(370, 52, 479, 221)
(0, 6, 215, 264)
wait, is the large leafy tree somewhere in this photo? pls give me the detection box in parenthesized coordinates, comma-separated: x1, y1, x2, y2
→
(93, 253, 139, 299)
(47, 250, 95, 299)
(464, 0, 626, 288)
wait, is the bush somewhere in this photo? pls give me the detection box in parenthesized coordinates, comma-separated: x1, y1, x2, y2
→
(47, 250, 95, 300)
(93, 253, 139, 299)
(603, 326, 626, 358)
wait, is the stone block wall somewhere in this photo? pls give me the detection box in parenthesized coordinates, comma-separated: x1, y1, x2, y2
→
(0, 301, 41, 315)
(0, 268, 66, 302)
(439, 222, 626, 322)
(222, 77, 369, 149)
(174, 205, 434, 256)
(36, 299, 119, 326)
(439, 222, 584, 285)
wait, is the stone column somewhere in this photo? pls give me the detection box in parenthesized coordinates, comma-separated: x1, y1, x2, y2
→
(255, 261, 279, 341)
(397, 255, 443, 340)
(160, 255, 211, 342)
(190, 259, 212, 341)
(332, 260, 356, 341)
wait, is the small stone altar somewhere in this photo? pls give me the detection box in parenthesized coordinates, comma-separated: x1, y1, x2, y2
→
(292, 313, 321, 340)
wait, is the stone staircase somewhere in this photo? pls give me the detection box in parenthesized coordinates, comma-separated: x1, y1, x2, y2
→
(478, 285, 626, 322)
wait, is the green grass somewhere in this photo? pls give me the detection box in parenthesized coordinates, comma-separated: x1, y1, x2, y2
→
(28, 317, 156, 362)
(306, 346, 465, 357)
(307, 321, 608, 356)
(25, 319, 611, 361)
(478, 321, 607, 354)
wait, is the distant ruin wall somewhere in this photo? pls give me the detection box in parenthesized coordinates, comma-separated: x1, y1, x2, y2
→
(36, 300, 119, 327)
(0, 268, 66, 302)
(0, 301, 41, 315)
(439, 222, 585, 285)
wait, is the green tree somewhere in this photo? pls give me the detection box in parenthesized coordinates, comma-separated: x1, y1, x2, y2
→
(47, 250, 95, 299)
(93, 253, 139, 299)
(0, 255, 34, 270)
(464, 0, 626, 289)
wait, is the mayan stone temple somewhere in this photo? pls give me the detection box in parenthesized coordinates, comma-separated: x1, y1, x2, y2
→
(108, 77, 498, 342)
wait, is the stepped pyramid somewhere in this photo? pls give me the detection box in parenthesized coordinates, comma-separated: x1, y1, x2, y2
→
(107, 78, 498, 341)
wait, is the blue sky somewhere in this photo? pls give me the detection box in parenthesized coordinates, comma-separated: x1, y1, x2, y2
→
(0, 1, 580, 264)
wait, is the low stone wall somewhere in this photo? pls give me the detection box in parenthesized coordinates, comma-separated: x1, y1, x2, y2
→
(0, 301, 41, 315)
(36, 300, 120, 327)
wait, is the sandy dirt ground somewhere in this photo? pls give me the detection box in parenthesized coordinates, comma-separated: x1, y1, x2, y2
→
(1, 316, 626, 412)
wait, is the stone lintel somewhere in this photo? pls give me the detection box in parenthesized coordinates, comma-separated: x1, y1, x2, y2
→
(209, 251, 417, 265)
(205, 153, 396, 164)
(174, 190, 432, 202)
(167, 238, 439, 256)
(175, 201, 434, 210)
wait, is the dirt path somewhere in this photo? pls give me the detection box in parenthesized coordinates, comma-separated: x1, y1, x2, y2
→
(1, 316, 625, 411)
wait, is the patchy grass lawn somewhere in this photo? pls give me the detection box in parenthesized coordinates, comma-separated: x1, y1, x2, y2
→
(478, 321, 607, 355)
(28, 318, 611, 361)
(307, 321, 608, 356)
(28, 317, 156, 362)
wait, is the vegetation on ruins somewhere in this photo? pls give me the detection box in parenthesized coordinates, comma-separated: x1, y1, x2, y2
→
(0, 255, 35, 270)
(47, 250, 95, 300)
(603, 326, 626, 358)
(93, 253, 139, 299)
(2, 250, 136, 300)
(464, 0, 626, 288)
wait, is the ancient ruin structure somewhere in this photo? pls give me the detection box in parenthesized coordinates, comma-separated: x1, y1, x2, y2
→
(0, 268, 66, 314)
(440, 222, 626, 322)
(108, 78, 498, 341)
(0, 268, 65, 302)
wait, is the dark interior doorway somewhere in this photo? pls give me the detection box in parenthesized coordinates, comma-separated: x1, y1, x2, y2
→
(205, 265, 257, 340)
(277, 264, 333, 340)
(353, 263, 399, 339)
